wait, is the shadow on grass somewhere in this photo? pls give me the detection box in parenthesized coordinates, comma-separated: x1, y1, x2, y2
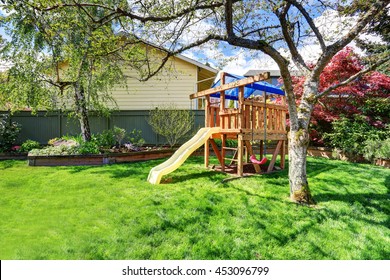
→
(0, 160, 20, 170)
(306, 160, 338, 177)
(165, 170, 225, 184)
(66, 161, 159, 179)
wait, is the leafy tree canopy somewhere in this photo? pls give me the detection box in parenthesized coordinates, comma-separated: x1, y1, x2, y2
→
(289, 47, 390, 145)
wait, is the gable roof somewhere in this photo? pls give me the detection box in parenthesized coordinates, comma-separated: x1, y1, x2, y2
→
(117, 32, 218, 74)
(175, 53, 218, 73)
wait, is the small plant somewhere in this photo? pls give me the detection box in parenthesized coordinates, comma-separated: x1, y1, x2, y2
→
(20, 139, 41, 153)
(113, 126, 126, 146)
(148, 103, 194, 147)
(126, 129, 145, 147)
(0, 114, 21, 152)
(29, 145, 79, 156)
(77, 141, 100, 155)
(363, 138, 390, 161)
(95, 129, 116, 148)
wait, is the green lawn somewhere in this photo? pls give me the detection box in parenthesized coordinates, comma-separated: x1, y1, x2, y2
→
(0, 156, 389, 260)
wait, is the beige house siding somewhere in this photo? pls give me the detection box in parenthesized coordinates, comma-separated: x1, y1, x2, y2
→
(0, 42, 218, 111)
(111, 57, 199, 110)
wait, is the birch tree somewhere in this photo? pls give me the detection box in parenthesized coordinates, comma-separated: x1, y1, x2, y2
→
(0, 1, 148, 141)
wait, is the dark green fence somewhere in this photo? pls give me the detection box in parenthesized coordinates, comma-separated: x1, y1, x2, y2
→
(1, 110, 205, 145)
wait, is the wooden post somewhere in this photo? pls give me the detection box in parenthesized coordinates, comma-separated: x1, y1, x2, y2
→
(221, 134, 226, 172)
(204, 139, 210, 168)
(280, 140, 286, 169)
(267, 140, 283, 172)
(220, 72, 226, 129)
(237, 134, 244, 176)
(238, 86, 244, 129)
(210, 139, 223, 165)
(205, 95, 210, 127)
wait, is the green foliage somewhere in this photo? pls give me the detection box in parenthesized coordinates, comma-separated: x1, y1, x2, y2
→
(20, 139, 40, 153)
(213, 139, 238, 148)
(363, 138, 390, 161)
(29, 140, 100, 156)
(0, 1, 145, 140)
(0, 157, 389, 259)
(95, 130, 116, 148)
(94, 127, 145, 148)
(324, 116, 389, 157)
(77, 141, 100, 155)
(29, 145, 79, 156)
(126, 129, 145, 147)
(148, 103, 194, 147)
(0, 114, 21, 152)
(113, 126, 126, 146)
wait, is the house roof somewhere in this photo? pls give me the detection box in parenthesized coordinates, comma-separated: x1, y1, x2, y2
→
(244, 69, 281, 77)
(117, 33, 218, 74)
(175, 53, 218, 73)
(244, 69, 301, 77)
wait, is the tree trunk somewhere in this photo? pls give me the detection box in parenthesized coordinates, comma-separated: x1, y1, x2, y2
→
(288, 128, 314, 204)
(288, 80, 317, 205)
(74, 83, 91, 142)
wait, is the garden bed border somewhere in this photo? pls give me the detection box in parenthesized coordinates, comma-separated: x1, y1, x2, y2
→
(27, 149, 175, 166)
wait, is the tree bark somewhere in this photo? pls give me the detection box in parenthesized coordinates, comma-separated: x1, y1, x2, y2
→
(288, 80, 317, 204)
(74, 83, 91, 142)
(288, 127, 314, 204)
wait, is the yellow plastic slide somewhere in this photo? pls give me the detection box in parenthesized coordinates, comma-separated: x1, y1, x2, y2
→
(147, 127, 220, 184)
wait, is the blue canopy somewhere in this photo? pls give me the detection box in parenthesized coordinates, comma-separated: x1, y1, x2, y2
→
(210, 73, 284, 100)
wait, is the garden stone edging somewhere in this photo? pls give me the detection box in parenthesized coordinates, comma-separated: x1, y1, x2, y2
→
(27, 149, 175, 166)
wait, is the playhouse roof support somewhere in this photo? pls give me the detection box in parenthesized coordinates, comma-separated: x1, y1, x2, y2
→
(189, 72, 270, 100)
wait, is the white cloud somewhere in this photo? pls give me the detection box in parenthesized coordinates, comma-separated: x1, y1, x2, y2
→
(298, 9, 384, 63)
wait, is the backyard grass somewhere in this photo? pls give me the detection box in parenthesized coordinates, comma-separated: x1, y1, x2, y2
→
(0, 156, 389, 260)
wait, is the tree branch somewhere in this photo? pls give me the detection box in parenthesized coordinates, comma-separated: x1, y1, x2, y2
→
(277, 2, 310, 73)
(313, 0, 388, 78)
(34, 0, 231, 23)
(286, 0, 326, 52)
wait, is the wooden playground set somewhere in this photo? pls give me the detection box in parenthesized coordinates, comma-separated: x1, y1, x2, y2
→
(148, 71, 287, 184)
(190, 71, 288, 176)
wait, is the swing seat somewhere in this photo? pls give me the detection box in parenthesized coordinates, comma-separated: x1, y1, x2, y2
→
(250, 155, 267, 165)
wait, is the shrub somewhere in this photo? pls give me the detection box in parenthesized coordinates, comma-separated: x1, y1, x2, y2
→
(148, 103, 194, 147)
(0, 114, 21, 152)
(113, 126, 126, 146)
(77, 141, 100, 155)
(126, 129, 145, 147)
(363, 138, 390, 161)
(324, 116, 389, 157)
(20, 139, 40, 153)
(95, 127, 126, 148)
(95, 129, 116, 148)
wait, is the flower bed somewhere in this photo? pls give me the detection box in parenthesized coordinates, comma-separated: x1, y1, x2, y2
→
(28, 149, 175, 166)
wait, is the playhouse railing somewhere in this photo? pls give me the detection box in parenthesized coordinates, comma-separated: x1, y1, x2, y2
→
(205, 101, 287, 134)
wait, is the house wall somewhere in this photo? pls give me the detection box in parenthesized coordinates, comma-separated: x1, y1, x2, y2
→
(111, 57, 198, 110)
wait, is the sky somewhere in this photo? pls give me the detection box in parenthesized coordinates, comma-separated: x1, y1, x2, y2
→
(0, 3, 385, 75)
(179, 5, 385, 75)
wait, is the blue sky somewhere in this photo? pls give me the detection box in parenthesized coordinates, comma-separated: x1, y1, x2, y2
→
(0, 4, 382, 76)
